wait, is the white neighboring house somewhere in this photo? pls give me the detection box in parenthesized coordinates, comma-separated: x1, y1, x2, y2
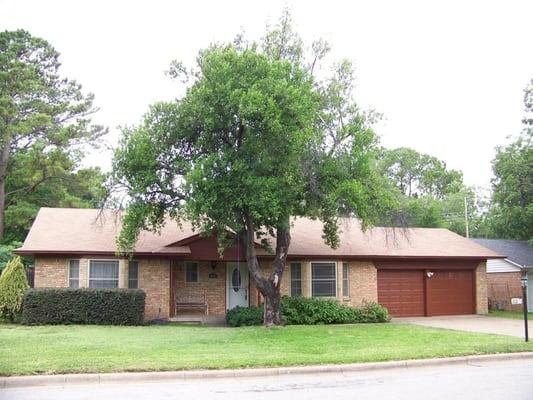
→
(471, 239, 533, 311)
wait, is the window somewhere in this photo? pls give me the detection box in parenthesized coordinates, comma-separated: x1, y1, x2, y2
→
(343, 262, 349, 297)
(290, 263, 302, 296)
(69, 260, 79, 288)
(89, 260, 119, 288)
(185, 262, 199, 283)
(311, 262, 336, 297)
(128, 261, 139, 289)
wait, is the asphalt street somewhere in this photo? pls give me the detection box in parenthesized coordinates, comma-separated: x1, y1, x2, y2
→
(3, 359, 533, 400)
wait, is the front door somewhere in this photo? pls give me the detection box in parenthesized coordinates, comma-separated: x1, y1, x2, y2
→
(226, 262, 249, 309)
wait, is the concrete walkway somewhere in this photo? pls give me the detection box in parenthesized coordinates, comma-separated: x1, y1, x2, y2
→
(396, 315, 532, 338)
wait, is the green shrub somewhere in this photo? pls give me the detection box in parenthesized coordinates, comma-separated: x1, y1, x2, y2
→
(21, 288, 145, 325)
(226, 297, 390, 327)
(0, 256, 29, 322)
(226, 305, 264, 327)
(353, 301, 390, 323)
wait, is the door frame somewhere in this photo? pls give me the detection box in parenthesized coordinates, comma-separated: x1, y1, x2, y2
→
(225, 261, 249, 310)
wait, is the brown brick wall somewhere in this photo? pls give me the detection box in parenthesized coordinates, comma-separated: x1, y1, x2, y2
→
(34, 256, 487, 320)
(476, 261, 489, 314)
(34, 256, 172, 321)
(173, 261, 226, 316)
(344, 261, 378, 306)
(139, 258, 170, 320)
(487, 271, 523, 311)
(250, 260, 377, 306)
(34, 257, 69, 287)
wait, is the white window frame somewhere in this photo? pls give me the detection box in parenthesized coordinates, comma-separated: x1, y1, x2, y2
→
(88, 259, 119, 288)
(311, 261, 337, 298)
(128, 260, 139, 289)
(290, 262, 302, 297)
(342, 262, 349, 298)
(68, 259, 80, 289)
(184, 261, 200, 283)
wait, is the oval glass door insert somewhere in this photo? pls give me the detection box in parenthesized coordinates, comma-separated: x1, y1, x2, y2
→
(232, 268, 241, 292)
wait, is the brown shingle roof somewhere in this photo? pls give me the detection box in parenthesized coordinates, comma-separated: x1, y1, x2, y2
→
(15, 208, 503, 259)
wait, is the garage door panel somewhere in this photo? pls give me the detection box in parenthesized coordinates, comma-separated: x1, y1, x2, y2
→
(378, 270, 425, 317)
(427, 270, 474, 316)
(378, 268, 475, 317)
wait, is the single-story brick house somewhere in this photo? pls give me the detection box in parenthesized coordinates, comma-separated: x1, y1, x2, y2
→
(471, 239, 533, 311)
(16, 208, 503, 321)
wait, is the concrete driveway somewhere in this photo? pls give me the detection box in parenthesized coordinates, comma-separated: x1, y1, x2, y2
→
(395, 315, 532, 338)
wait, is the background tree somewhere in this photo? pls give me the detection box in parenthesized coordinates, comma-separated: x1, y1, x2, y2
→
(0, 30, 106, 240)
(111, 11, 395, 326)
(4, 161, 105, 244)
(378, 147, 463, 199)
(0, 256, 28, 321)
(483, 80, 532, 241)
(487, 131, 532, 240)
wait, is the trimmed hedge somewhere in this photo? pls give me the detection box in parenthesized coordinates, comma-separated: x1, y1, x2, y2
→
(21, 288, 145, 325)
(226, 305, 264, 327)
(226, 296, 390, 327)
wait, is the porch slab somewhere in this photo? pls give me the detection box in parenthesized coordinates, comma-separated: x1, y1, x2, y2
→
(169, 314, 226, 326)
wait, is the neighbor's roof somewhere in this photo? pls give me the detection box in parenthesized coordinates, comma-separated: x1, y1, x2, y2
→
(16, 208, 504, 260)
(471, 238, 533, 267)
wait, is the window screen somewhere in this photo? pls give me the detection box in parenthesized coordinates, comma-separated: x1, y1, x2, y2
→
(89, 260, 119, 288)
(128, 261, 139, 289)
(69, 260, 79, 288)
(290, 263, 302, 296)
(311, 262, 336, 297)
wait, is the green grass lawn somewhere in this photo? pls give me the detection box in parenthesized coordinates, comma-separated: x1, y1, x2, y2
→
(1, 323, 533, 376)
(488, 310, 533, 320)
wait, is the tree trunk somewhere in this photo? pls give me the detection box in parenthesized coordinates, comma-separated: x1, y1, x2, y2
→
(241, 212, 291, 326)
(0, 176, 5, 240)
(263, 285, 282, 326)
(0, 140, 11, 241)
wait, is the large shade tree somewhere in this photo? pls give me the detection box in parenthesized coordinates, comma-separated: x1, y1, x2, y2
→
(112, 11, 395, 325)
(0, 30, 106, 240)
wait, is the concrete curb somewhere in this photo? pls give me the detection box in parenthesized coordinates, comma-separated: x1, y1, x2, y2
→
(2, 352, 533, 389)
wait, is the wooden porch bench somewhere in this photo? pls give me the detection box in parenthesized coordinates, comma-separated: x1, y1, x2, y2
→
(175, 293, 209, 316)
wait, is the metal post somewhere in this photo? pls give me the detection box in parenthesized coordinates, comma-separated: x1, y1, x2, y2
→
(521, 276, 528, 342)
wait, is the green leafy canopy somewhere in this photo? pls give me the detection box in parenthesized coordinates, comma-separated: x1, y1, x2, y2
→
(111, 16, 395, 254)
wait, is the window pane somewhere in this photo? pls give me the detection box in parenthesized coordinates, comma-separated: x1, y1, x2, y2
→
(128, 261, 138, 279)
(311, 262, 336, 297)
(128, 261, 138, 289)
(69, 260, 79, 278)
(90, 261, 118, 279)
(290, 263, 302, 297)
(91, 279, 118, 288)
(185, 262, 198, 282)
(291, 280, 302, 296)
(69, 260, 79, 289)
(343, 262, 349, 296)
(89, 260, 119, 288)
(312, 280, 336, 297)
(312, 263, 336, 279)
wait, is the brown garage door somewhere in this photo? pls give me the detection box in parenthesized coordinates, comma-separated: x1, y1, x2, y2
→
(426, 270, 474, 316)
(377, 270, 425, 317)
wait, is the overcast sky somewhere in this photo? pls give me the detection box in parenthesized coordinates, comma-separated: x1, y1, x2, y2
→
(1, 0, 532, 188)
